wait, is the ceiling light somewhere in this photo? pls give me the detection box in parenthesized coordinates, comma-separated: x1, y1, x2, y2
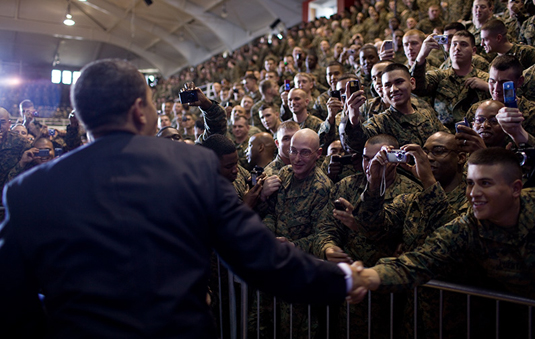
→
(63, 2, 75, 26)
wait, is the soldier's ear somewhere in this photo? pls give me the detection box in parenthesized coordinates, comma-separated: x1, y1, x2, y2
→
(409, 77, 416, 91)
(518, 75, 525, 87)
(511, 179, 523, 198)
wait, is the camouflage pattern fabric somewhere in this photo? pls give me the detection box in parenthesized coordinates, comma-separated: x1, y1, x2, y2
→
(0, 132, 30, 201)
(440, 54, 490, 72)
(505, 43, 535, 69)
(412, 62, 491, 131)
(263, 155, 287, 177)
(520, 15, 535, 47)
(232, 164, 250, 201)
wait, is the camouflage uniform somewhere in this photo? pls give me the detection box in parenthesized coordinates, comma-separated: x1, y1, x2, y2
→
(344, 105, 449, 154)
(284, 114, 323, 133)
(314, 171, 421, 338)
(232, 164, 250, 201)
(412, 61, 491, 131)
(394, 49, 408, 65)
(263, 155, 287, 177)
(318, 112, 343, 152)
(195, 100, 228, 145)
(466, 96, 535, 146)
(440, 54, 490, 72)
(234, 138, 251, 172)
(250, 96, 282, 132)
(520, 15, 535, 47)
(416, 18, 445, 35)
(519, 64, 535, 102)
(313, 90, 332, 122)
(360, 95, 434, 122)
(372, 188, 535, 299)
(249, 89, 262, 104)
(261, 166, 332, 338)
(504, 43, 535, 69)
(443, 0, 472, 22)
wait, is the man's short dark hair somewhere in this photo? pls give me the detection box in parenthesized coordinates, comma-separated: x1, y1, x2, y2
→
(337, 73, 359, 82)
(490, 55, 524, 80)
(259, 103, 279, 113)
(201, 134, 236, 157)
(382, 63, 411, 78)
(481, 19, 507, 36)
(326, 60, 343, 69)
(444, 22, 466, 32)
(366, 134, 399, 148)
(71, 59, 147, 131)
(194, 119, 205, 130)
(453, 30, 476, 47)
(359, 44, 378, 56)
(468, 148, 522, 183)
(243, 74, 258, 82)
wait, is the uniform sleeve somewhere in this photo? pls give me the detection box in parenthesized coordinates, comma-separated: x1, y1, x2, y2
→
(412, 61, 440, 97)
(372, 216, 470, 293)
(196, 100, 228, 144)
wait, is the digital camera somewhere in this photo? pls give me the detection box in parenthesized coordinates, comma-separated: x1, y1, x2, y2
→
(386, 149, 408, 163)
(435, 35, 448, 44)
(179, 90, 199, 104)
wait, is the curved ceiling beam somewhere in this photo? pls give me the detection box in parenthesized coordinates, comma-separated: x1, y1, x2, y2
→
(163, 0, 256, 51)
(0, 17, 184, 76)
(80, 0, 208, 66)
(256, 0, 302, 29)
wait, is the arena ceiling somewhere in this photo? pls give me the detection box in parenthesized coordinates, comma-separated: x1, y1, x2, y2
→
(0, 0, 303, 77)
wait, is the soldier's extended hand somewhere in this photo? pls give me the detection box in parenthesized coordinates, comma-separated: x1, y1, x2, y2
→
(455, 124, 486, 153)
(260, 175, 281, 201)
(181, 82, 212, 110)
(325, 246, 352, 264)
(19, 147, 39, 167)
(496, 107, 529, 144)
(243, 176, 264, 209)
(332, 197, 358, 231)
(345, 85, 366, 126)
(326, 97, 343, 125)
(400, 144, 436, 189)
(464, 77, 488, 91)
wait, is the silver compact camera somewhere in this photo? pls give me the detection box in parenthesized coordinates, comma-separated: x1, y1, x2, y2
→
(386, 149, 408, 163)
(435, 35, 448, 45)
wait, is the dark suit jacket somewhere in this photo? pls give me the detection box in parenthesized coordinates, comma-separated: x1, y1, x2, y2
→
(0, 132, 346, 338)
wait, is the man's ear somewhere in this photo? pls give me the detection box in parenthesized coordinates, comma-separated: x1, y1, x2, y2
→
(275, 139, 280, 148)
(410, 76, 416, 91)
(258, 143, 265, 152)
(512, 179, 523, 198)
(132, 98, 148, 126)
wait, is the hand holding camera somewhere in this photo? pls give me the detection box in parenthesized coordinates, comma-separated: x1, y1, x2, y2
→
(179, 82, 212, 110)
(397, 144, 436, 189)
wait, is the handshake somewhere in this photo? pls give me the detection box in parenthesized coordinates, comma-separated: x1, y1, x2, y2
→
(345, 261, 380, 304)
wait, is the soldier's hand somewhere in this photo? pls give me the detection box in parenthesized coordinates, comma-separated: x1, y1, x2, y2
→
(328, 155, 343, 180)
(464, 77, 488, 91)
(400, 144, 436, 189)
(243, 177, 264, 209)
(333, 197, 358, 231)
(181, 82, 212, 110)
(260, 175, 281, 201)
(416, 33, 439, 65)
(346, 262, 381, 304)
(366, 146, 392, 192)
(325, 246, 352, 263)
(455, 124, 486, 153)
(346, 89, 366, 126)
(379, 41, 395, 61)
(496, 107, 529, 145)
(19, 147, 39, 167)
(326, 97, 343, 125)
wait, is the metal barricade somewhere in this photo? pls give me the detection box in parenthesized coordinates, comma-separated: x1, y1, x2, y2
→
(213, 257, 535, 339)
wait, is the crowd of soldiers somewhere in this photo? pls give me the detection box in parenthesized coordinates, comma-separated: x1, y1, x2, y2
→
(2, 0, 535, 337)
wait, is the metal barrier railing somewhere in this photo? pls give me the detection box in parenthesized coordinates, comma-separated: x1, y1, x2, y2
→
(213, 257, 535, 339)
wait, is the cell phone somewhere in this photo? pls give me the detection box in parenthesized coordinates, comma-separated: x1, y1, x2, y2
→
(49, 129, 55, 136)
(348, 80, 360, 96)
(331, 90, 341, 100)
(32, 111, 39, 117)
(334, 200, 345, 211)
(383, 40, 393, 51)
(179, 90, 199, 104)
(455, 117, 470, 133)
(435, 35, 448, 45)
(503, 81, 518, 108)
(386, 149, 408, 163)
(284, 80, 291, 91)
(250, 165, 264, 186)
(37, 149, 50, 158)
(332, 154, 353, 165)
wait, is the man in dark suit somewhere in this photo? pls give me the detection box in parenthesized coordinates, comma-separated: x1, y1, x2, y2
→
(0, 59, 362, 338)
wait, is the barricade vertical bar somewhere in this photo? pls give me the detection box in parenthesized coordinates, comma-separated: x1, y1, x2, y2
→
(326, 305, 330, 339)
(495, 300, 499, 339)
(257, 290, 260, 339)
(308, 305, 311, 339)
(273, 296, 277, 339)
(218, 258, 224, 339)
(414, 288, 418, 339)
(439, 289, 443, 339)
(228, 272, 237, 339)
(390, 293, 394, 339)
(368, 292, 372, 339)
(529, 306, 532, 339)
(346, 302, 350, 339)
(467, 295, 471, 339)
(290, 304, 293, 339)
(241, 281, 248, 339)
